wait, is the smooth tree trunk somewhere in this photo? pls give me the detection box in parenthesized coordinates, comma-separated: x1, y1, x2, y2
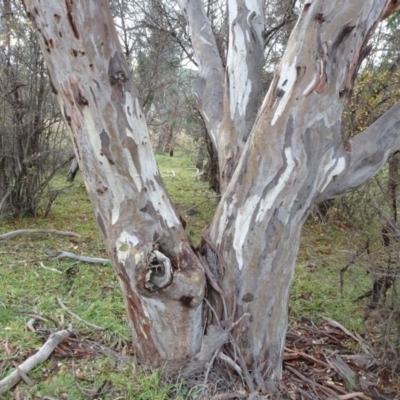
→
(24, 0, 400, 390)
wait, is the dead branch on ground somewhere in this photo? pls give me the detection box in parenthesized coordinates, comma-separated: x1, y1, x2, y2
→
(0, 329, 71, 394)
(46, 250, 109, 264)
(0, 229, 80, 241)
(57, 297, 106, 331)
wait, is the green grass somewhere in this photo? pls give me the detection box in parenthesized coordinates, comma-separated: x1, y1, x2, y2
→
(156, 152, 217, 244)
(292, 223, 369, 332)
(0, 150, 374, 398)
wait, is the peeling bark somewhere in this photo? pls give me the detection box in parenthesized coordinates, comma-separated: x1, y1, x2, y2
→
(219, 0, 265, 189)
(179, 0, 265, 191)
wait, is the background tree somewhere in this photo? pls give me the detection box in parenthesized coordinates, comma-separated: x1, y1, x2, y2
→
(0, 0, 67, 217)
(23, 0, 400, 391)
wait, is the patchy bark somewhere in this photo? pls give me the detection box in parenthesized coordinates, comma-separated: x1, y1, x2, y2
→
(179, 0, 265, 190)
(23, 0, 205, 363)
(24, 0, 400, 391)
(207, 0, 400, 383)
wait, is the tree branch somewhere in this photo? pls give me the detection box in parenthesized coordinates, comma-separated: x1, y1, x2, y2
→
(57, 298, 106, 330)
(321, 100, 400, 201)
(45, 249, 110, 264)
(177, 0, 224, 147)
(219, 0, 265, 189)
(0, 229, 80, 241)
(0, 329, 71, 394)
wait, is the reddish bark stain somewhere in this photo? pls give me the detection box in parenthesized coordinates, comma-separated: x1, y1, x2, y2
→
(65, 0, 80, 39)
(69, 78, 89, 107)
(62, 83, 74, 106)
(314, 13, 325, 23)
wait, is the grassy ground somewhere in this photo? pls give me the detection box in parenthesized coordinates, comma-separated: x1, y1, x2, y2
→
(0, 151, 373, 398)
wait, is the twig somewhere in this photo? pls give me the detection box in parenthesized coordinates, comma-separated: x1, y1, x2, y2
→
(26, 318, 36, 332)
(161, 170, 176, 177)
(217, 352, 243, 375)
(57, 297, 106, 330)
(322, 317, 371, 354)
(200, 347, 221, 399)
(204, 297, 221, 326)
(338, 394, 370, 400)
(230, 340, 255, 393)
(46, 250, 110, 264)
(230, 313, 250, 331)
(184, 195, 219, 214)
(340, 241, 369, 295)
(0, 229, 80, 241)
(284, 347, 331, 369)
(38, 262, 62, 274)
(0, 329, 71, 394)
(285, 365, 339, 398)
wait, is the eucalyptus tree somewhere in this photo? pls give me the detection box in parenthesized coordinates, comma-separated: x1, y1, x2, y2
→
(23, 0, 400, 390)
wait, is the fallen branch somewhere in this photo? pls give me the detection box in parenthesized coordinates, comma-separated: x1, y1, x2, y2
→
(46, 250, 110, 264)
(38, 262, 62, 274)
(0, 229, 80, 241)
(322, 317, 371, 355)
(285, 365, 339, 398)
(284, 347, 331, 369)
(0, 329, 70, 394)
(57, 297, 106, 331)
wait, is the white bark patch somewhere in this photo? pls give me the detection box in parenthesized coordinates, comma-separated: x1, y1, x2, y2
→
(147, 180, 181, 228)
(271, 57, 298, 126)
(228, 0, 238, 18)
(233, 194, 261, 271)
(116, 230, 139, 267)
(302, 71, 319, 96)
(215, 200, 229, 246)
(256, 148, 295, 223)
(209, 130, 216, 145)
(320, 156, 346, 192)
(199, 35, 213, 47)
(227, 28, 252, 119)
(226, 0, 263, 122)
(124, 94, 181, 229)
(215, 193, 238, 246)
